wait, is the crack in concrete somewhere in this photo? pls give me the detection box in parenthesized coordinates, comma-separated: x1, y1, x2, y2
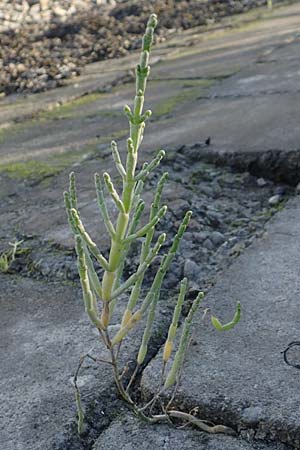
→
(199, 89, 300, 101)
(187, 145, 300, 186)
(152, 72, 240, 82)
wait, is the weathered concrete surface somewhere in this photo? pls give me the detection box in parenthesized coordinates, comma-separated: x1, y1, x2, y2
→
(144, 92, 300, 152)
(1, 2, 300, 185)
(142, 195, 300, 449)
(0, 275, 91, 450)
(1, 3, 300, 450)
(93, 414, 287, 450)
(0, 78, 210, 165)
(0, 274, 173, 450)
(0, 69, 131, 128)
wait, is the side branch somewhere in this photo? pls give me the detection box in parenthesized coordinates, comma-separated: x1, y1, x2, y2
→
(103, 172, 125, 213)
(151, 411, 236, 435)
(95, 173, 116, 238)
(75, 236, 104, 330)
(71, 209, 109, 270)
(135, 150, 166, 182)
(124, 205, 167, 244)
(111, 140, 126, 179)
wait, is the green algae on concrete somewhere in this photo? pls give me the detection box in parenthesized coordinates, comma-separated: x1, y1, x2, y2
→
(0, 121, 29, 144)
(0, 92, 109, 143)
(0, 160, 61, 181)
(153, 79, 213, 118)
(0, 123, 129, 182)
(100, 128, 128, 143)
(0, 147, 90, 182)
(39, 92, 106, 120)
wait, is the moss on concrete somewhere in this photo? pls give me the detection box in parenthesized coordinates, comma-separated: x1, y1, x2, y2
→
(0, 122, 28, 144)
(0, 160, 61, 181)
(153, 79, 213, 118)
(40, 92, 106, 120)
(0, 147, 91, 181)
(0, 124, 129, 183)
(96, 128, 128, 144)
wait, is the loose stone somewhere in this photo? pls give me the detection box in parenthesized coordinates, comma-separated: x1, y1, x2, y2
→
(268, 194, 282, 206)
(183, 259, 201, 284)
(203, 238, 214, 251)
(210, 231, 226, 247)
(257, 177, 268, 187)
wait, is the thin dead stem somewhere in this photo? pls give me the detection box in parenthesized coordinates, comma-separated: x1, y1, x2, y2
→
(126, 363, 140, 393)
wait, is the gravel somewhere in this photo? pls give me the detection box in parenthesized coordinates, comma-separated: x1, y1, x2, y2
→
(0, 0, 276, 95)
(5, 144, 292, 298)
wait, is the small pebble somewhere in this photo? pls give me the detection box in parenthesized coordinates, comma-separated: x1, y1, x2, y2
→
(257, 178, 267, 187)
(184, 259, 200, 283)
(241, 406, 264, 426)
(268, 194, 282, 206)
(210, 231, 226, 246)
(203, 238, 214, 250)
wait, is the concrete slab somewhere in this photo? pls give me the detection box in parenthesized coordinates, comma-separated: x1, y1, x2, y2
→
(142, 195, 300, 449)
(1, 1, 300, 131)
(143, 92, 300, 154)
(0, 69, 129, 127)
(209, 36, 300, 98)
(0, 275, 93, 450)
(261, 37, 300, 63)
(93, 414, 287, 450)
(0, 79, 211, 165)
(0, 274, 174, 450)
(0, 3, 242, 128)
(151, 4, 300, 81)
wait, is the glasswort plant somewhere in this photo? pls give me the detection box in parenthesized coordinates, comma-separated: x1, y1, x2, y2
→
(64, 14, 240, 435)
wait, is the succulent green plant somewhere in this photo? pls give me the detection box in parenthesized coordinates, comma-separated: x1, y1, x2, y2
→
(65, 14, 240, 435)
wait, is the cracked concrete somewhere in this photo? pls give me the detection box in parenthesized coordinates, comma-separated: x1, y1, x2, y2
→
(1, 2, 300, 450)
(0, 274, 177, 450)
(93, 415, 288, 450)
(142, 196, 300, 449)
